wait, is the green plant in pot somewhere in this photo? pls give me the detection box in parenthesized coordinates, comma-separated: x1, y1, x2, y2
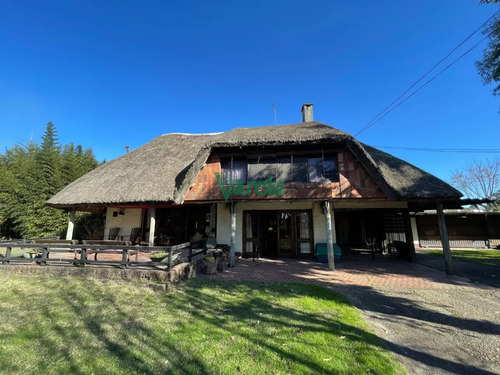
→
(149, 252, 169, 262)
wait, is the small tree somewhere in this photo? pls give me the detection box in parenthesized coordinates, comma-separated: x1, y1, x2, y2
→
(477, 0, 500, 101)
(451, 158, 500, 210)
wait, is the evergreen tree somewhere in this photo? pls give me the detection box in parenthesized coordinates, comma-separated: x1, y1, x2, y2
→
(0, 122, 100, 239)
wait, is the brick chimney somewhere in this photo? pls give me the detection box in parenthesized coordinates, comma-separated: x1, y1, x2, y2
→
(301, 103, 313, 122)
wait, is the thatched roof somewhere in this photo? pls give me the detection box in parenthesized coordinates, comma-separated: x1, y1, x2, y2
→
(47, 121, 461, 209)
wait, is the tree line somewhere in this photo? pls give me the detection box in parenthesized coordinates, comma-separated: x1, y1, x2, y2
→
(0, 122, 102, 239)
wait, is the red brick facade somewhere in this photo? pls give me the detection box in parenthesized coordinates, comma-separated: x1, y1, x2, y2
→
(184, 148, 386, 201)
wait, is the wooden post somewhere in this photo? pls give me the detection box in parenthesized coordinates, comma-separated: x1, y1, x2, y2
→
(41, 246, 48, 265)
(229, 202, 236, 268)
(66, 208, 76, 240)
(80, 247, 87, 267)
(188, 242, 193, 261)
(168, 249, 173, 269)
(437, 202, 455, 275)
(149, 204, 156, 247)
(121, 248, 128, 267)
(324, 200, 335, 271)
(403, 210, 416, 262)
(410, 216, 420, 249)
(4, 246, 12, 264)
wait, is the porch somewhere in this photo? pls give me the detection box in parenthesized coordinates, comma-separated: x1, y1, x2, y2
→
(99, 201, 418, 263)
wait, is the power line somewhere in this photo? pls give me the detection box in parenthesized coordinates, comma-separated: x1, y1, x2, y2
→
(356, 29, 498, 136)
(372, 145, 500, 153)
(354, 10, 500, 137)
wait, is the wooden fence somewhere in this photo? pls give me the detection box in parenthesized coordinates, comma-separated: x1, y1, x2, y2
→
(0, 239, 208, 270)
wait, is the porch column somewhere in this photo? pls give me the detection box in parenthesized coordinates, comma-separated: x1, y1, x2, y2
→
(437, 202, 455, 275)
(410, 216, 420, 249)
(229, 202, 236, 268)
(324, 200, 335, 271)
(65, 208, 76, 240)
(403, 210, 416, 262)
(149, 204, 156, 247)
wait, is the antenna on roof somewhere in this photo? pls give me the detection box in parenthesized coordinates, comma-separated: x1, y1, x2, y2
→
(271, 101, 277, 125)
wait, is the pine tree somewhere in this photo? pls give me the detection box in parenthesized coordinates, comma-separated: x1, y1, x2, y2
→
(0, 123, 100, 238)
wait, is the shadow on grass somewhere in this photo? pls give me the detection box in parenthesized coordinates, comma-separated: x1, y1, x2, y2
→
(173, 279, 499, 375)
(0, 278, 210, 375)
(1, 269, 498, 375)
(206, 259, 500, 375)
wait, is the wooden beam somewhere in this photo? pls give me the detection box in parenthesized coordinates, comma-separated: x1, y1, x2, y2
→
(403, 210, 417, 262)
(410, 216, 420, 249)
(65, 208, 76, 240)
(149, 204, 156, 247)
(229, 202, 236, 267)
(437, 202, 455, 275)
(324, 200, 335, 271)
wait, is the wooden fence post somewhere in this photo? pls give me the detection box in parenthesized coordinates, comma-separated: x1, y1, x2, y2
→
(40, 246, 48, 265)
(4, 246, 12, 264)
(121, 248, 128, 268)
(80, 247, 87, 267)
(168, 248, 173, 269)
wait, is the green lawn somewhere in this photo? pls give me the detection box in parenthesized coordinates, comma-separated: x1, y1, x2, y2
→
(0, 247, 29, 258)
(426, 249, 500, 268)
(0, 273, 403, 375)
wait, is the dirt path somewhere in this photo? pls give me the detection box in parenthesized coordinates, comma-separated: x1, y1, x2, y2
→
(206, 258, 500, 374)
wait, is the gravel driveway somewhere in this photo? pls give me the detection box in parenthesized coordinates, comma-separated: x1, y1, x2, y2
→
(206, 258, 500, 375)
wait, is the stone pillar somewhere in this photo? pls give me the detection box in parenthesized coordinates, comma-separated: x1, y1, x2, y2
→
(324, 201, 335, 271)
(229, 202, 236, 268)
(437, 202, 455, 275)
(149, 204, 156, 247)
(65, 208, 76, 240)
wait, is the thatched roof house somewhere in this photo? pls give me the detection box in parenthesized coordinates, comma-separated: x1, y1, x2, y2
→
(48, 104, 463, 263)
(47, 121, 460, 209)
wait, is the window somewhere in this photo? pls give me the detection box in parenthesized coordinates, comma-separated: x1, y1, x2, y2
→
(292, 156, 308, 182)
(248, 157, 276, 181)
(221, 153, 338, 185)
(221, 159, 247, 184)
(276, 156, 293, 183)
(308, 156, 338, 182)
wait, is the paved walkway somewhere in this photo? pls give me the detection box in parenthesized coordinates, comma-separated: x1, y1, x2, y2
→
(206, 258, 500, 375)
(417, 252, 500, 287)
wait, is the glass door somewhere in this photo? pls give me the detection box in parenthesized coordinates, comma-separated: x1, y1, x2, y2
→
(296, 212, 313, 256)
(243, 210, 313, 258)
(278, 212, 294, 256)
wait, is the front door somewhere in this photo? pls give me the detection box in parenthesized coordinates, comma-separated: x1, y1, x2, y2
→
(243, 210, 313, 258)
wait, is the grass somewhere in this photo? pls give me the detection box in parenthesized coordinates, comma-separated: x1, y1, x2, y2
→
(0, 273, 403, 375)
(0, 247, 32, 259)
(426, 249, 500, 268)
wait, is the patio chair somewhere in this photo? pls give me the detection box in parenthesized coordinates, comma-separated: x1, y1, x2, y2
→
(108, 227, 121, 240)
(129, 227, 141, 245)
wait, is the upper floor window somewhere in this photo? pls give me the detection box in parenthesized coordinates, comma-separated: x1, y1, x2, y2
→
(221, 158, 247, 184)
(248, 157, 276, 182)
(221, 153, 339, 184)
(308, 157, 338, 182)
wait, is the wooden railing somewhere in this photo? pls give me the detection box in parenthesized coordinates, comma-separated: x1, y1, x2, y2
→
(0, 239, 209, 270)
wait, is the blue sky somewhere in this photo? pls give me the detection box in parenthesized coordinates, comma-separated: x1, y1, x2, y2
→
(0, 0, 499, 185)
